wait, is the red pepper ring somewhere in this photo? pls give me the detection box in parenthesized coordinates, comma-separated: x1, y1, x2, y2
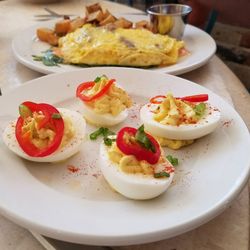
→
(149, 94, 209, 104)
(76, 79, 115, 102)
(21, 101, 50, 130)
(15, 102, 64, 157)
(116, 127, 161, 165)
(76, 81, 95, 102)
(176, 94, 209, 102)
(150, 95, 166, 104)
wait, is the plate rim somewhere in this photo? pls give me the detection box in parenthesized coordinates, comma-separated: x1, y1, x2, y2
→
(0, 67, 249, 246)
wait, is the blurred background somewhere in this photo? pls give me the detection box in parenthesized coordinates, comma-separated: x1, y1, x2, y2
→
(113, 0, 250, 93)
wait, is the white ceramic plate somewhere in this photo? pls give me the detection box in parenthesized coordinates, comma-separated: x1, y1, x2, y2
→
(0, 67, 249, 246)
(12, 15, 216, 75)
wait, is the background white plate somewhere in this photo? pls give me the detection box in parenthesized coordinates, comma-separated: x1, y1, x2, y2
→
(12, 16, 216, 75)
(0, 67, 249, 246)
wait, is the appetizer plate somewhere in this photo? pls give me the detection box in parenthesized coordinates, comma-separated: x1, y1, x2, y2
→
(12, 15, 216, 75)
(0, 67, 249, 246)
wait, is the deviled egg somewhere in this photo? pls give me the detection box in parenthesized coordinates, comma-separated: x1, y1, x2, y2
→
(140, 93, 221, 148)
(99, 125, 175, 200)
(76, 75, 132, 126)
(2, 101, 86, 162)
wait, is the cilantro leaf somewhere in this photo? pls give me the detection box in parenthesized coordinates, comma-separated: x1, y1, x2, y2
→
(135, 125, 155, 153)
(194, 103, 206, 117)
(32, 50, 63, 67)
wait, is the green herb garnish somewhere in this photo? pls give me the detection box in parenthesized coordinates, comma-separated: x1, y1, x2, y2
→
(90, 127, 105, 140)
(51, 113, 62, 119)
(104, 137, 116, 146)
(135, 125, 155, 153)
(102, 128, 115, 137)
(89, 127, 116, 146)
(32, 49, 63, 67)
(154, 172, 170, 178)
(94, 76, 101, 83)
(193, 103, 206, 117)
(166, 155, 179, 166)
(89, 127, 115, 140)
(19, 104, 32, 118)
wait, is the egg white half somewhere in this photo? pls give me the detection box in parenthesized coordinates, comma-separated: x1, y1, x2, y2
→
(99, 142, 174, 200)
(140, 103, 221, 140)
(2, 108, 86, 162)
(80, 100, 128, 127)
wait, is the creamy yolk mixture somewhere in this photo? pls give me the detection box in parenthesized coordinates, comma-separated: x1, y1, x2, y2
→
(154, 93, 200, 126)
(107, 142, 167, 176)
(22, 112, 74, 149)
(154, 136, 194, 150)
(151, 93, 207, 149)
(84, 76, 132, 116)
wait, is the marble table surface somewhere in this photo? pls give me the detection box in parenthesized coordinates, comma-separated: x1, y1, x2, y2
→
(0, 0, 250, 249)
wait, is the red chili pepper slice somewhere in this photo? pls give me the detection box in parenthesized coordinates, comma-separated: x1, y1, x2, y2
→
(15, 102, 64, 157)
(150, 95, 166, 104)
(21, 101, 51, 129)
(116, 127, 161, 165)
(177, 94, 209, 102)
(76, 79, 115, 102)
(149, 94, 208, 104)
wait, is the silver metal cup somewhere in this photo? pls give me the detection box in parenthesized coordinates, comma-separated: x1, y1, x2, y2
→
(147, 4, 192, 40)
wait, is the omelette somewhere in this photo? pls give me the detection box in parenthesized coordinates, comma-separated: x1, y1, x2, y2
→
(58, 24, 184, 67)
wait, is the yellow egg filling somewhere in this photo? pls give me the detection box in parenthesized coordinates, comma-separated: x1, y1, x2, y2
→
(154, 136, 194, 150)
(107, 143, 166, 176)
(148, 93, 207, 149)
(21, 112, 75, 150)
(85, 76, 132, 116)
(153, 93, 204, 126)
